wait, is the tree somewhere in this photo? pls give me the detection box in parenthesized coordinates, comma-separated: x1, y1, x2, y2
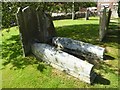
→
(72, 1, 75, 20)
(2, 2, 97, 28)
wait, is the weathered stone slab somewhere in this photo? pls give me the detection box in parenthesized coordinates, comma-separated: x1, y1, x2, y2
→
(31, 43, 96, 84)
(16, 7, 31, 56)
(36, 7, 56, 43)
(16, 6, 56, 56)
(99, 7, 111, 41)
(99, 7, 107, 41)
(52, 37, 105, 61)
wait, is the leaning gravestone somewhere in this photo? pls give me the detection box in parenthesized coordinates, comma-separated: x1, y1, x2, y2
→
(16, 6, 56, 56)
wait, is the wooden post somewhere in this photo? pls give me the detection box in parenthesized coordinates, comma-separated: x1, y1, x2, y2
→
(31, 43, 96, 84)
(99, 7, 107, 41)
(52, 37, 105, 61)
(85, 8, 89, 20)
(72, 1, 75, 20)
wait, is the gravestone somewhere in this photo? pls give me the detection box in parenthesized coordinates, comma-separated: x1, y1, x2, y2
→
(99, 7, 107, 41)
(16, 6, 96, 84)
(52, 37, 105, 61)
(99, 7, 111, 41)
(85, 9, 89, 20)
(16, 6, 56, 56)
(31, 43, 96, 84)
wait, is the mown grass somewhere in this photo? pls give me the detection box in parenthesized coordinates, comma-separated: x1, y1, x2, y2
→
(1, 17, 119, 88)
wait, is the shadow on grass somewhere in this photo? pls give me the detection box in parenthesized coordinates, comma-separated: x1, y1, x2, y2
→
(92, 73, 110, 85)
(93, 59, 118, 77)
(2, 35, 23, 67)
(103, 29, 120, 44)
(56, 23, 119, 45)
(103, 54, 115, 60)
(37, 63, 47, 72)
(103, 20, 119, 44)
(2, 35, 46, 72)
(56, 24, 99, 44)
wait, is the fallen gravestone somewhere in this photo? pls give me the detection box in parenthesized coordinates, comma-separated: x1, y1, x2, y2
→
(31, 43, 96, 84)
(52, 37, 105, 61)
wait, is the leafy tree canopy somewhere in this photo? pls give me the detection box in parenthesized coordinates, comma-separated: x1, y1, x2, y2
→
(2, 2, 97, 28)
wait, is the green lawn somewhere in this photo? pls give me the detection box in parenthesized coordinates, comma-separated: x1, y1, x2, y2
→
(1, 17, 119, 88)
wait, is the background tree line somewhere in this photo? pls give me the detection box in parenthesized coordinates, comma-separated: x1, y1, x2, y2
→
(2, 2, 97, 28)
(2, 2, 120, 29)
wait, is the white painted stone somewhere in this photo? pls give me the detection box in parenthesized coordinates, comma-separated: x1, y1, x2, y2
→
(31, 43, 96, 84)
(52, 37, 105, 60)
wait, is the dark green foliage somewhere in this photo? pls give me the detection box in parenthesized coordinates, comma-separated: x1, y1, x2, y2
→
(2, 2, 44, 28)
(2, 2, 97, 28)
(1, 2, 57, 28)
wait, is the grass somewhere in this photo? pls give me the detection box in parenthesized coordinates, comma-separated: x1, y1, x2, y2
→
(1, 17, 119, 88)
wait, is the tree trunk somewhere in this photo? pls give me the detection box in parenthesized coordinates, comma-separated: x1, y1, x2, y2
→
(72, 1, 75, 20)
(31, 43, 96, 84)
(52, 37, 105, 61)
